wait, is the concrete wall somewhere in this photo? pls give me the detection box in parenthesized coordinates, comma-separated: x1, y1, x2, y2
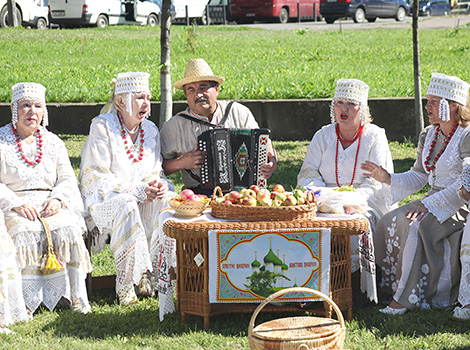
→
(0, 97, 428, 142)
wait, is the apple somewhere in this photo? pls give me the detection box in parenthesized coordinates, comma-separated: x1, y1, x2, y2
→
(242, 189, 257, 199)
(273, 184, 285, 193)
(297, 196, 306, 205)
(241, 197, 257, 206)
(249, 185, 260, 194)
(272, 199, 282, 207)
(227, 191, 241, 204)
(275, 192, 287, 202)
(186, 194, 202, 203)
(239, 188, 248, 197)
(256, 188, 271, 202)
(259, 197, 273, 206)
(283, 195, 297, 206)
(293, 189, 305, 199)
(215, 197, 225, 204)
(270, 191, 279, 200)
(180, 189, 195, 201)
(224, 200, 233, 204)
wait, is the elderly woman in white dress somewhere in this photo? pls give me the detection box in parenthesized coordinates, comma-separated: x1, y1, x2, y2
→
(0, 83, 92, 315)
(79, 72, 173, 305)
(362, 73, 470, 315)
(0, 210, 29, 334)
(297, 79, 394, 302)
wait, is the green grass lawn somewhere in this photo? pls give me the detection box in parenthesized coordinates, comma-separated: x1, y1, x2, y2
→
(1, 136, 462, 350)
(0, 24, 469, 103)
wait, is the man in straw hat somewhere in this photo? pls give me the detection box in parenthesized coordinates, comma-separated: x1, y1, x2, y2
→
(160, 58, 277, 195)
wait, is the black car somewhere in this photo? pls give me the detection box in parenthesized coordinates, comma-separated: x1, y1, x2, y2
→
(320, 0, 409, 23)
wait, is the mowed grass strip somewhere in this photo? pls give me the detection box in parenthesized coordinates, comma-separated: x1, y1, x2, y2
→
(0, 24, 469, 103)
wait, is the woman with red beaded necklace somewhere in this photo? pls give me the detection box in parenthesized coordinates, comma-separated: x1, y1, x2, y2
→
(362, 73, 470, 316)
(0, 82, 92, 315)
(298, 79, 394, 303)
(79, 72, 175, 306)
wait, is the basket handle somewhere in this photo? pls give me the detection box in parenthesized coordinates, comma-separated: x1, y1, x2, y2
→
(306, 190, 316, 208)
(247, 287, 345, 341)
(211, 186, 224, 201)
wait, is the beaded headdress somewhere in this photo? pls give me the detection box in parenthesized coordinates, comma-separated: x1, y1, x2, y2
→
(114, 72, 151, 116)
(426, 73, 470, 122)
(11, 82, 48, 128)
(330, 79, 370, 125)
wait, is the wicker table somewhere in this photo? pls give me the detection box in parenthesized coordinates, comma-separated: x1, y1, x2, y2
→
(163, 215, 369, 329)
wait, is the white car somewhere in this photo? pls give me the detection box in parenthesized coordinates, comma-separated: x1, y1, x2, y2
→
(0, 0, 49, 29)
(172, 0, 209, 24)
(48, 0, 161, 28)
(451, 1, 470, 14)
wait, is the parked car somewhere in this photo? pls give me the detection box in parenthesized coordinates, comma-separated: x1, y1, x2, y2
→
(48, 0, 161, 28)
(149, 0, 176, 20)
(230, 0, 321, 24)
(409, 0, 450, 16)
(320, 0, 409, 24)
(450, 1, 470, 13)
(172, 0, 209, 24)
(0, 0, 49, 29)
(207, 0, 232, 23)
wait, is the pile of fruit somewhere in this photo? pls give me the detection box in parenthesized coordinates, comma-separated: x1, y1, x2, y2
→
(169, 189, 211, 206)
(214, 184, 314, 207)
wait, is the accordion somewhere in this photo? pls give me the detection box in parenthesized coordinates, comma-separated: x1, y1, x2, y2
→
(197, 128, 270, 192)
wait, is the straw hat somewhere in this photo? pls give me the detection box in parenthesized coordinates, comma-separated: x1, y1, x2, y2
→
(173, 58, 225, 90)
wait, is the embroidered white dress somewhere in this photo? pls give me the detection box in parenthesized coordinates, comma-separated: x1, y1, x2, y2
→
(375, 125, 470, 310)
(0, 124, 92, 313)
(297, 123, 394, 302)
(457, 162, 470, 307)
(0, 210, 29, 327)
(79, 112, 174, 296)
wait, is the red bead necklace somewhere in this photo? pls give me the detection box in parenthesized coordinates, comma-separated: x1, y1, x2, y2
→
(335, 123, 364, 187)
(118, 114, 144, 163)
(424, 123, 458, 172)
(12, 125, 43, 167)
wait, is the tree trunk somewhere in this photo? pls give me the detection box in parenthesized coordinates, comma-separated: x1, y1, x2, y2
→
(159, 0, 172, 128)
(412, 0, 424, 141)
(7, 0, 18, 27)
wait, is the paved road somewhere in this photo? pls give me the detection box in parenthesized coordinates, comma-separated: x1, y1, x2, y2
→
(235, 14, 470, 31)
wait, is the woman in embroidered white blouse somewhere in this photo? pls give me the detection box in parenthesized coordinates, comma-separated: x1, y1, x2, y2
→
(362, 73, 470, 316)
(297, 79, 394, 303)
(0, 82, 92, 315)
(79, 72, 174, 305)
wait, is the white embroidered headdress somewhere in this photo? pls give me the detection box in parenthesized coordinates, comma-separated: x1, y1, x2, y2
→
(330, 79, 370, 125)
(426, 73, 470, 122)
(114, 72, 150, 116)
(11, 82, 48, 128)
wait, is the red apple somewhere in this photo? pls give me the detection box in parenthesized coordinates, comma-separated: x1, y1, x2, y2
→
(242, 189, 257, 199)
(180, 189, 195, 201)
(227, 191, 241, 204)
(283, 195, 297, 206)
(241, 197, 257, 206)
(272, 199, 282, 207)
(249, 185, 260, 194)
(273, 184, 285, 193)
(186, 194, 202, 203)
(256, 188, 271, 202)
(270, 191, 279, 200)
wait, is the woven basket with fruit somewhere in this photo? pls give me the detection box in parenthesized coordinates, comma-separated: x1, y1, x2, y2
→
(210, 185, 316, 222)
(169, 189, 211, 218)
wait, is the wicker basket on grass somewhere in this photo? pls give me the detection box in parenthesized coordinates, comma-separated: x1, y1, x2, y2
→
(248, 287, 346, 350)
(210, 186, 317, 222)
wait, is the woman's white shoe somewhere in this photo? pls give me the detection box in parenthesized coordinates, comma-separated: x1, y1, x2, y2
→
(379, 305, 407, 315)
(450, 306, 470, 321)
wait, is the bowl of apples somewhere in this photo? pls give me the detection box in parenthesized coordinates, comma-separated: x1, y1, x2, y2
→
(169, 189, 211, 218)
(210, 185, 316, 222)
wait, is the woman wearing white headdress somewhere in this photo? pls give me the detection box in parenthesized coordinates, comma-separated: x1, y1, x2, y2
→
(0, 210, 29, 334)
(79, 72, 174, 305)
(297, 78, 394, 303)
(362, 73, 470, 315)
(0, 82, 92, 315)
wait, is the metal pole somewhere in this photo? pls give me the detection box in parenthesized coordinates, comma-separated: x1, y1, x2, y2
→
(314, 3, 317, 22)
(185, 5, 189, 26)
(223, 5, 227, 25)
(206, 4, 210, 25)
